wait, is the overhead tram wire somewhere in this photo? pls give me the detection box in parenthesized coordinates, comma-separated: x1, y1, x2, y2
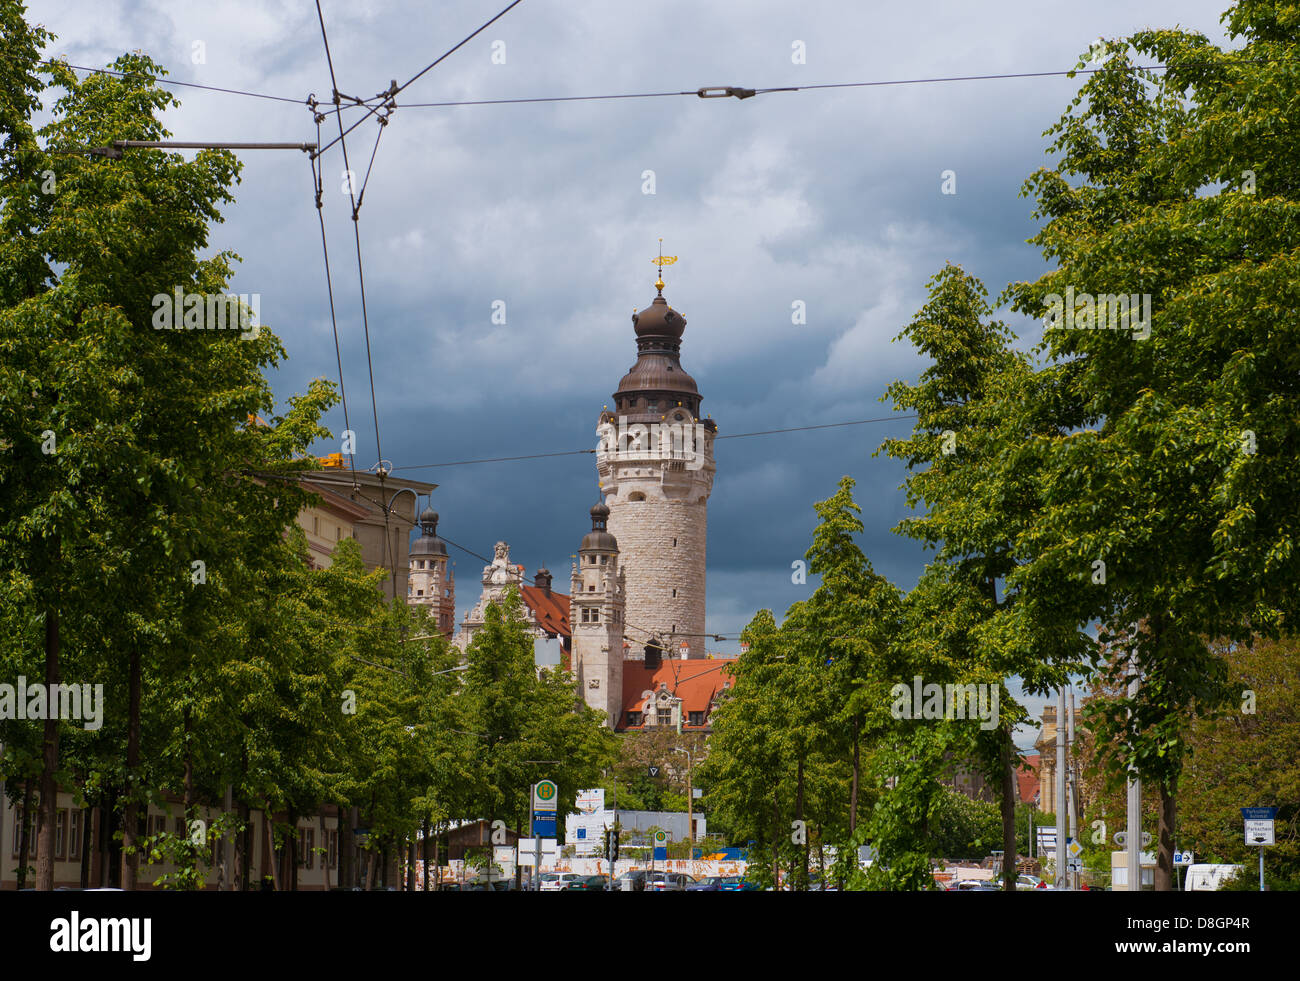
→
(314, 0, 396, 598)
(388, 60, 1287, 111)
(309, 0, 533, 597)
(388, 414, 919, 472)
(313, 0, 529, 158)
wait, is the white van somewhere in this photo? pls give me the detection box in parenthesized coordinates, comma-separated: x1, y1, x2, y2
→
(1185, 864, 1243, 891)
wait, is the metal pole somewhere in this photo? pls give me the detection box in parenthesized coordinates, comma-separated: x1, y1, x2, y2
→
(1068, 690, 1080, 889)
(1126, 654, 1142, 892)
(1259, 847, 1265, 892)
(1056, 687, 1067, 889)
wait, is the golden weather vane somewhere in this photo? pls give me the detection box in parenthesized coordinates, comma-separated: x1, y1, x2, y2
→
(652, 237, 678, 294)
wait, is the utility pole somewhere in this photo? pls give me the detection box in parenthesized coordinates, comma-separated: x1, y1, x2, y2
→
(1068, 690, 1080, 890)
(1055, 687, 1067, 889)
(1126, 652, 1142, 892)
(675, 746, 695, 853)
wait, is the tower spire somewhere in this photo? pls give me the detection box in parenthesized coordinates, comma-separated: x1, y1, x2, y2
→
(653, 237, 677, 296)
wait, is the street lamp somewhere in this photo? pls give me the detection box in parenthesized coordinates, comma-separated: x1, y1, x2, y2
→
(673, 747, 695, 852)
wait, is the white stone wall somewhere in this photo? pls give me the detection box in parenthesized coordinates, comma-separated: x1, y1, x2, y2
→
(604, 489, 709, 653)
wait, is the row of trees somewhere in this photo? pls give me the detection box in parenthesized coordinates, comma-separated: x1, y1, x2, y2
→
(0, 5, 614, 889)
(702, 0, 1300, 889)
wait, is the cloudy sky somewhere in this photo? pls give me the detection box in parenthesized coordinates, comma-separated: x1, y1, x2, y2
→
(36, 0, 1237, 747)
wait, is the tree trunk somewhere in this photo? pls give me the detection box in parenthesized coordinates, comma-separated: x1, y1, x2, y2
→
(121, 648, 142, 890)
(36, 605, 60, 891)
(795, 754, 807, 891)
(220, 784, 233, 891)
(17, 778, 33, 889)
(771, 785, 780, 891)
(321, 811, 331, 891)
(182, 704, 197, 888)
(849, 712, 860, 833)
(1000, 725, 1018, 891)
(237, 799, 250, 891)
(1155, 778, 1177, 891)
(79, 805, 92, 889)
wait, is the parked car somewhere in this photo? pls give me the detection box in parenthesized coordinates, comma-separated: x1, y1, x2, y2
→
(561, 875, 608, 892)
(538, 872, 584, 892)
(1016, 874, 1046, 891)
(686, 875, 727, 892)
(718, 875, 759, 891)
(646, 872, 697, 892)
(614, 870, 650, 892)
(946, 879, 999, 891)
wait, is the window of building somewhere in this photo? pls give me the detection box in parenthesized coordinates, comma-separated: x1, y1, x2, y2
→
(580, 608, 589, 623)
(328, 830, 338, 868)
(301, 828, 315, 869)
(626, 711, 642, 727)
(335, 525, 341, 540)
(600, 555, 607, 564)
(672, 589, 676, 597)
(312, 516, 319, 535)
(69, 810, 83, 862)
(54, 809, 68, 860)
(656, 709, 672, 727)
(588, 585, 596, 592)
(591, 610, 600, 624)
(689, 711, 705, 727)
(416, 589, 424, 596)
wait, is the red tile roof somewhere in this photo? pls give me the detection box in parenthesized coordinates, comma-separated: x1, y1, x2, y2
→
(1017, 754, 1041, 805)
(519, 585, 569, 639)
(619, 658, 737, 729)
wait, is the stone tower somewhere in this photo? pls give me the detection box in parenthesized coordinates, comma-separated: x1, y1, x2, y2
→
(407, 506, 456, 639)
(570, 503, 625, 726)
(595, 268, 716, 658)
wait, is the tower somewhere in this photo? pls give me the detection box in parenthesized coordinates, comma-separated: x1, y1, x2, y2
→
(407, 506, 456, 639)
(595, 246, 716, 657)
(570, 503, 625, 726)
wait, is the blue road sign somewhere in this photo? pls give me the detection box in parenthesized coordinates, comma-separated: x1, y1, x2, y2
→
(532, 812, 557, 837)
(1241, 807, 1279, 821)
(577, 828, 586, 840)
(653, 847, 667, 861)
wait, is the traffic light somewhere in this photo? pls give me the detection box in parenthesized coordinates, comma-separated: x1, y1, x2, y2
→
(604, 827, 619, 861)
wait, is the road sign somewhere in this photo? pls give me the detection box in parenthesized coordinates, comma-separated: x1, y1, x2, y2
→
(1066, 839, 1083, 859)
(653, 831, 667, 861)
(648, 765, 661, 778)
(1173, 851, 1194, 866)
(532, 780, 558, 810)
(1067, 856, 1083, 872)
(532, 779, 558, 836)
(1241, 807, 1277, 847)
(517, 838, 558, 866)
(1113, 831, 1151, 847)
(1244, 821, 1275, 846)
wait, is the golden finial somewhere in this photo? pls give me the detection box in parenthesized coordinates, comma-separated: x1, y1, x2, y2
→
(652, 236, 678, 295)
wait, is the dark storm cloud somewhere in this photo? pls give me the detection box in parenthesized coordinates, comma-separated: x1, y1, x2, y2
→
(40, 0, 1236, 746)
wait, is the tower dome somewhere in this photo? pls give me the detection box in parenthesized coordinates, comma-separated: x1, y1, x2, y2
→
(410, 507, 447, 556)
(581, 502, 618, 552)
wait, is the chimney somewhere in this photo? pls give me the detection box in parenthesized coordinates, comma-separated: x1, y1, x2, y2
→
(535, 568, 552, 596)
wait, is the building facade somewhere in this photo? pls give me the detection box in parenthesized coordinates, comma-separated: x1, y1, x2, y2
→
(570, 503, 625, 726)
(595, 278, 716, 657)
(407, 507, 456, 639)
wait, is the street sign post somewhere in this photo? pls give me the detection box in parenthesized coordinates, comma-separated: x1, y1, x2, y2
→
(1242, 807, 1278, 891)
(531, 780, 559, 889)
(653, 830, 667, 863)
